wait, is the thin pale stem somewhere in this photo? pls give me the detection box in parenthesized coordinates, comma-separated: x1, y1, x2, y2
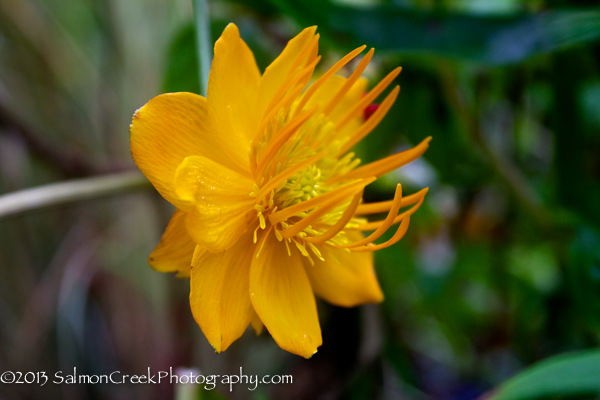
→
(193, 0, 212, 97)
(0, 172, 151, 220)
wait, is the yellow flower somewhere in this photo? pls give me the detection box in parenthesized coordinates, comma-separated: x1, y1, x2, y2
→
(130, 24, 430, 358)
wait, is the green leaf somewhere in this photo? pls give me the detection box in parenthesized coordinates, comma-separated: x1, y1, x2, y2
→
(163, 21, 229, 94)
(163, 24, 201, 94)
(264, 1, 600, 65)
(489, 349, 600, 400)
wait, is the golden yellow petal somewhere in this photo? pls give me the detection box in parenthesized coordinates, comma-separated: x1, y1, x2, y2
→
(250, 234, 322, 358)
(174, 155, 255, 252)
(257, 26, 317, 117)
(130, 92, 209, 210)
(189, 233, 254, 353)
(304, 231, 384, 307)
(148, 209, 195, 278)
(207, 23, 261, 173)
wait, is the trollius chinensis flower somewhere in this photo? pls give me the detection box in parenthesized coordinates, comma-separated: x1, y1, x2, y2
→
(130, 23, 430, 358)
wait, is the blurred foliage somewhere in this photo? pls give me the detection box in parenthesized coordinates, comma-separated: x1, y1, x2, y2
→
(270, 1, 600, 64)
(490, 349, 600, 400)
(2, 0, 600, 399)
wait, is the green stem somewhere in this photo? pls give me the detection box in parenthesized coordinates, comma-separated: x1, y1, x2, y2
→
(0, 171, 151, 220)
(193, 0, 212, 97)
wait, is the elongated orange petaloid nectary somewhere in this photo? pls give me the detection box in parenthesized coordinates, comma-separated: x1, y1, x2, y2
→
(130, 23, 430, 359)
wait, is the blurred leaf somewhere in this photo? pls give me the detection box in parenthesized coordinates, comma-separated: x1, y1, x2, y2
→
(264, 1, 600, 65)
(567, 227, 600, 334)
(163, 21, 229, 94)
(488, 349, 600, 400)
(508, 244, 560, 293)
(163, 24, 201, 94)
(223, 0, 278, 16)
(163, 20, 273, 94)
(580, 81, 600, 132)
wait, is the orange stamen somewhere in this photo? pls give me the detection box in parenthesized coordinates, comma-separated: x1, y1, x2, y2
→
(350, 215, 411, 252)
(330, 136, 431, 184)
(337, 85, 400, 155)
(295, 45, 367, 114)
(256, 56, 322, 141)
(261, 34, 319, 121)
(323, 48, 374, 116)
(356, 188, 427, 231)
(355, 187, 428, 215)
(279, 191, 357, 239)
(269, 177, 375, 225)
(289, 34, 320, 79)
(339, 184, 403, 248)
(304, 189, 363, 244)
(255, 106, 318, 180)
(336, 67, 402, 131)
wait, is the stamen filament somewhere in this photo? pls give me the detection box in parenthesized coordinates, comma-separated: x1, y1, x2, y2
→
(295, 45, 367, 114)
(304, 189, 363, 244)
(255, 225, 274, 258)
(355, 188, 427, 231)
(279, 191, 355, 240)
(337, 85, 400, 156)
(355, 188, 428, 215)
(339, 184, 402, 248)
(256, 56, 322, 141)
(323, 48, 374, 116)
(269, 177, 375, 225)
(255, 106, 318, 179)
(261, 35, 319, 121)
(330, 136, 431, 184)
(289, 34, 320, 77)
(307, 242, 325, 261)
(350, 215, 411, 252)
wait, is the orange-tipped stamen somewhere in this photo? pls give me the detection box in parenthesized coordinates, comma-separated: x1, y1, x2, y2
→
(261, 33, 318, 120)
(355, 187, 428, 215)
(356, 188, 427, 231)
(330, 136, 431, 184)
(289, 33, 320, 77)
(262, 54, 321, 123)
(338, 184, 403, 248)
(295, 45, 367, 114)
(304, 189, 363, 244)
(350, 215, 411, 252)
(294, 39, 321, 95)
(256, 56, 322, 140)
(269, 177, 375, 225)
(336, 67, 402, 131)
(323, 48, 374, 116)
(337, 86, 400, 156)
(305, 34, 320, 72)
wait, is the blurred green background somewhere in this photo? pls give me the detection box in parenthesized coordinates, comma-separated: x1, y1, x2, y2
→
(1, 0, 600, 399)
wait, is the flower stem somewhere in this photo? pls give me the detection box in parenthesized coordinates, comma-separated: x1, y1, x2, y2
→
(0, 171, 151, 220)
(193, 0, 212, 97)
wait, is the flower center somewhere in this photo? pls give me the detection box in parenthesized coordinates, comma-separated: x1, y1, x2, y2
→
(247, 102, 365, 263)
(275, 165, 326, 208)
(243, 44, 430, 261)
